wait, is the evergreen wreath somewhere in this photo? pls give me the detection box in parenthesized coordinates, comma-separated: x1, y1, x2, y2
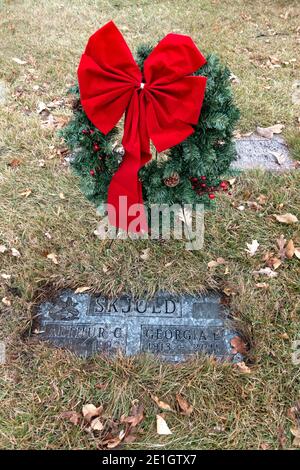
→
(60, 46, 240, 214)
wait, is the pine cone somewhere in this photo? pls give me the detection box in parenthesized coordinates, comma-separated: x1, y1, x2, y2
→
(163, 172, 180, 187)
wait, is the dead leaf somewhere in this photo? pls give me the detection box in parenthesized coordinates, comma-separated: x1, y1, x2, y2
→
(120, 403, 144, 427)
(151, 395, 172, 411)
(1, 273, 11, 280)
(156, 414, 172, 435)
(245, 240, 259, 257)
(46, 253, 58, 264)
(207, 257, 226, 269)
(234, 361, 251, 374)
(253, 267, 278, 278)
(230, 336, 247, 355)
(175, 394, 193, 416)
(8, 158, 22, 168)
(286, 240, 295, 259)
(90, 417, 104, 431)
(19, 188, 32, 198)
(36, 101, 47, 113)
(257, 194, 267, 205)
(274, 213, 298, 224)
(59, 192, 65, 199)
(295, 248, 300, 259)
(271, 151, 286, 165)
(74, 286, 90, 294)
(11, 248, 21, 257)
(102, 264, 109, 273)
(2, 297, 11, 306)
(256, 124, 284, 139)
(82, 404, 103, 423)
(0, 245, 7, 254)
(12, 57, 27, 65)
(277, 235, 287, 259)
(255, 282, 269, 289)
(140, 248, 150, 260)
(105, 429, 126, 449)
(268, 257, 282, 270)
(60, 411, 81, 426)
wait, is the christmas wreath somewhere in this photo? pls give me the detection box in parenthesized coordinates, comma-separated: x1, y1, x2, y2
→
(61, 22, 239, 231)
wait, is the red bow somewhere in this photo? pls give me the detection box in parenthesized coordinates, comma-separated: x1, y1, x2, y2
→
(78, 21, 207, 232)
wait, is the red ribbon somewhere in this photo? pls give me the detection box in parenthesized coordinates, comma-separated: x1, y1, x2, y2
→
(78, 21, 207, 232)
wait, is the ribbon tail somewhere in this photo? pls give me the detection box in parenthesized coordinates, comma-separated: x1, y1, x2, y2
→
(107, 91, 150, 234)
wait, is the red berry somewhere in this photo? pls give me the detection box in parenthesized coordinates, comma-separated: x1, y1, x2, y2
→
(89, 129, 95, 135)
(93, 143, 100, 151)
(82, 129, 88, 135)
(192, 185, 195, 189)
(192, 177, 198, 182)
(201, 183, 206, 188)
(220, 181, 228, 189)
(201, 176, 206, 181)
(209, 193, 215, 200)
(90, 170, 95, 176)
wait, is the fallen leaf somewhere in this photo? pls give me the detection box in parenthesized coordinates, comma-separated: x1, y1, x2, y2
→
(271, 151, 286, 165)
(255, 282, 269, 289)
(253, 267, 278, 278)
(8, 158, 22, 168)
(90, 417, 104, 431)
(60, 411, 81, 426)
(0, 245, 7, 253)
(256, 124, 284, 139)
(140, 248, 150, 260)
(245, 240, 259, 257)
(234, 361, 251, 374)
(151, 395, 172, 411)
(47, 253, 58, 264)
(19, 188, 32, 198)
(295, 248, 300, 259)
(82, 404, 103, 423)
(102, 265, 109, 273)
(286, 240, 295, 259)
(106, 429, 126, 449)
(268, 257, 282, 270)
(59, 192, 65, 199)
(12, 57, 27, 65)
(1, 273, 11, 280)
(164, 261, 174, 268)
(2, 297, 11, 306)
(11, 248, 21, 257)
(175, 394, 193, 416)
(274, 213, 298, 224)
(36, 101, 47, 113)
(156, 414, 172, 435)
(230, 336, 247, 355)
(277, 235, 287, 259)
(74, 286, 90, 294)
(257, 194, 267, 205)
(120, 403, 144, 427)
(207, 257, 226, 269)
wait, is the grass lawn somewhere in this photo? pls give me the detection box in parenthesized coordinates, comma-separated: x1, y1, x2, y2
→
(0, 0, 300, 450)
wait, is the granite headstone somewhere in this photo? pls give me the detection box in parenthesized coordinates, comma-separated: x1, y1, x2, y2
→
(33, 290, 242, 362)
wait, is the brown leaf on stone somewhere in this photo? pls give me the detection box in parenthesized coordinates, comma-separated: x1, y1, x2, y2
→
(230, 336, 247, 355)
(175, 394, 193, 416)
(60, 411, 81, 426)
(82, 404, 103, 423)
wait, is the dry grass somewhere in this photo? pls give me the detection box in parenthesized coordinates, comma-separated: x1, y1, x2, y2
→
(0, 0, 300, 450)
